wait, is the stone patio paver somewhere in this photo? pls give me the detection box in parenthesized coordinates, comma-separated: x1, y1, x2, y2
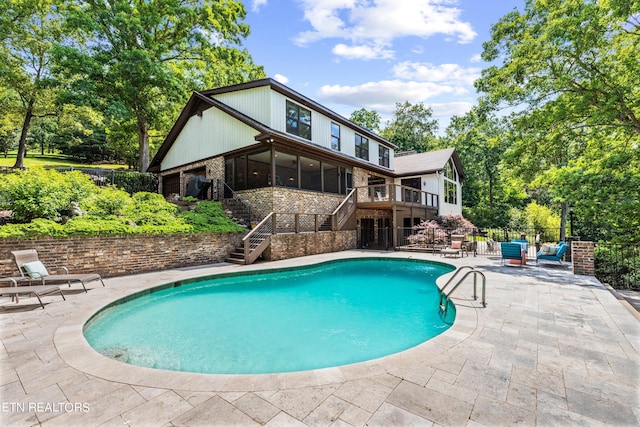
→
(0, 250, 638, 426)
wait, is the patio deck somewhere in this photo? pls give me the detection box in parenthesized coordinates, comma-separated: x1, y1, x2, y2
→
(1, 250, 638, 426)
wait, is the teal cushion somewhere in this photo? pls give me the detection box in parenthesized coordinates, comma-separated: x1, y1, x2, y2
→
(23, 261, 49, 279)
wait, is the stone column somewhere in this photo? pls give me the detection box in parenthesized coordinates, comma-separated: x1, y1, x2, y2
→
(572, 241, 595, 276)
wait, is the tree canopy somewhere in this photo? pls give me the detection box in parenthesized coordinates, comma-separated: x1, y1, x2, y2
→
(474, 0, 640, 241)
(381, 101, 439, 153)
(54, 0, 264, 172)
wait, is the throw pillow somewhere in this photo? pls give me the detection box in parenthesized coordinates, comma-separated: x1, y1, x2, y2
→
(451, 241, 462, 249)
(540, 244, 551, 255)
(23, 261, 49, 279)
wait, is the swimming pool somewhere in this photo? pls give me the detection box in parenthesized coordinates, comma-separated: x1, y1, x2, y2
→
(84, 258, 455, 374)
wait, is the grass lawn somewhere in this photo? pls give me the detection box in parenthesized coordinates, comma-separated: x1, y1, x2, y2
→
(0, 152, 130, 170)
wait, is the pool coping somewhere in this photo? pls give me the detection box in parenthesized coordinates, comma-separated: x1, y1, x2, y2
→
(53, 252, 483, 392)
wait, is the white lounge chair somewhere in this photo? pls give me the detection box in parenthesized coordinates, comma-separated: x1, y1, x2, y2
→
(12, 249, 105, 292)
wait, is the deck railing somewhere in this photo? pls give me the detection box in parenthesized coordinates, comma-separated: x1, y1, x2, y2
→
(356, 183, 438, 208)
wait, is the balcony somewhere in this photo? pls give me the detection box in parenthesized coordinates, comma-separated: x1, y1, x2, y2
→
(355, 184, 439, 211)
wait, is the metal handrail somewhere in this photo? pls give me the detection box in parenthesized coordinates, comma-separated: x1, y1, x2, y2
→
(219, 180, 252, 226)
(439, 268, 486, 315)
(439, 266, 475, 301)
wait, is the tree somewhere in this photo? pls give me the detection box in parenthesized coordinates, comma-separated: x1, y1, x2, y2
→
(477, 0, 640, 136)
(0, 0, 63, 168)
(476, 0, 640, 241)
(381, 102, 439, 152)
(441, 106, 514, 228)
(349, 108, 381, 133)
(56, 0, 264, 172)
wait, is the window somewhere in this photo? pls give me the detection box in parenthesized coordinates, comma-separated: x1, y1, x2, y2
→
(331, 122, 340, 150)
(323, 163, 339, 193)
(355, 134, 369, 160)
(444, 160, 457, 181)
(275, 151, 298, 187)
(379, 145, 389, 167)
(445, 180, 457, 204)
(300, 156, 321, 191)
(286, 100, 311, 140)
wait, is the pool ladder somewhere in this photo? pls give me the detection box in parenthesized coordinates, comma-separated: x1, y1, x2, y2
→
(439, 266, 486, 315)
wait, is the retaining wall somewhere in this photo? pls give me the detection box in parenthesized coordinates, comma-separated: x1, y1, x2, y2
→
(0, 233, 244, 278)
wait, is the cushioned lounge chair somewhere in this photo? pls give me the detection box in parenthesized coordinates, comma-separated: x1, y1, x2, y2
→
(12, 249, 105, 292)
(0, 277, 65, 309)
(500, 242, 525, 265)
(536, 242, 568, 265)
(441, 234, 467, 258)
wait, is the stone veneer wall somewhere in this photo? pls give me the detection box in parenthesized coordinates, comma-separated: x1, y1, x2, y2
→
(0, 232, 244, 278)
(572, 241, 595, 276)
(264, 230, 357, 261)
(238, 187, 346, 221)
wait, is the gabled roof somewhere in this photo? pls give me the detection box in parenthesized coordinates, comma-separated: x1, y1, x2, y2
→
(393, 148, 465, 181)
(148, 78, 397, 172)
(201, 78, 397, 149)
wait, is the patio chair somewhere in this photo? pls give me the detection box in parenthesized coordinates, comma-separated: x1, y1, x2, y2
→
(536, 242, 569, 265)
(500, 242, 525, 266)
(0, 277, 65, 309)
(441, 234, 467, 258)
(12, 249, 105, 292)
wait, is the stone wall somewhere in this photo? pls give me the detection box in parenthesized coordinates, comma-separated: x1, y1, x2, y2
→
(572, 241, 595, 276)
(238, 187, 346, 221)
(264, 230, 357, 261)
(0, 232, 244, 278)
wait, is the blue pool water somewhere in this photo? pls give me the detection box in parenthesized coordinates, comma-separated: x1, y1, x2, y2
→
(84, 258, 455, 374)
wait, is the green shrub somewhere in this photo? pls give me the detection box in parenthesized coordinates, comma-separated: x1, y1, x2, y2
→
(0, 167, 98, 222)
(180, 201, 246, 233)
(0, 218, 64, 238)
(81, 186, 132, 216)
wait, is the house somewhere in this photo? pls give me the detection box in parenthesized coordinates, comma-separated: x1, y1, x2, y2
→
(148, 78, 464, 263)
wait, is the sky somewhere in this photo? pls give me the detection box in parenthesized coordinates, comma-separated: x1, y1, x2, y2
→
(241, 0, 524, 131)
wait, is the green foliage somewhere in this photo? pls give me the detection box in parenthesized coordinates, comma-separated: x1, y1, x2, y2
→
(0, 167, 97, 221)
(475, 0, 640, 243)
(381, 102, 439, 152)
(0, 218, 64, 238)
(0, 169, 245, 237)
(112, 172, 158, 194)
(81, 186, 132, 216)
(507, 202, 561, 242)
(180, 201, 246, 233)
(55, 0, 265, 171)
(0, 0, 64, 168)
(595, 245, 640, 290)
(349, 108, 381, 133)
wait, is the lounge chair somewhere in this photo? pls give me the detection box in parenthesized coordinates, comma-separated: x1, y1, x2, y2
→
(0, 277, 65, 309)
(536, 242, 569, 265)
(12, 249, 105, 292)
(441, 234, 467, 258)
(500, 242, 525, 265)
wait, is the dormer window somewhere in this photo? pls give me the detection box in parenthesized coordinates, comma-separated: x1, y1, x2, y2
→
(286, 100, 311, 140)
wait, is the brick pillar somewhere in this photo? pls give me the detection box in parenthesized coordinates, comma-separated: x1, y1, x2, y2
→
(572, 241, 595, 276)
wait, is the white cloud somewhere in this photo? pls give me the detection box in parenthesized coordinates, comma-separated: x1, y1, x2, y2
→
(332, 43, 394, 60)
(294, 0, 476, 49)
(252, 0, 268, 12)
(317, 80, 460, 114)
(392, 61, 481, 86)
(470, 53, 482, 63)
(273, 74, 290, 84)
(430, 101, 474, 118)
